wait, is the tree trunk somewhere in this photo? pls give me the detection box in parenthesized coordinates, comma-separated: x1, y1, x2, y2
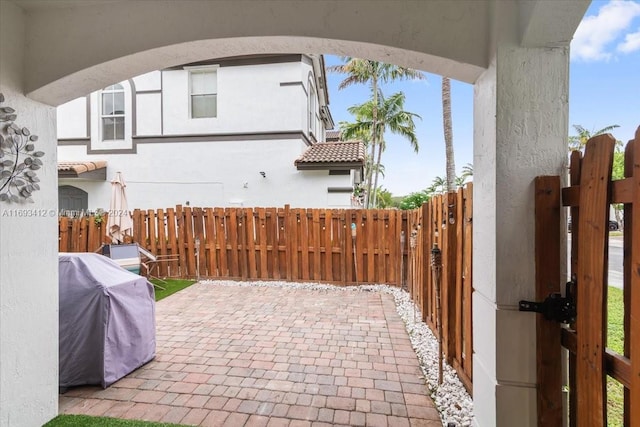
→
(371, 136, 384, 208)
(442, 77, 456, 192)
(365, 70, 379, 208)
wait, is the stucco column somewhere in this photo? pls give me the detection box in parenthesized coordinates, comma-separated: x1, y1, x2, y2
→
(472, 32, 569, 427)
(0, 2, 59, 426)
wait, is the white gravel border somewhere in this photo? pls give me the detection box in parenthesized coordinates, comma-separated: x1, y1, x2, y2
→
(199, 279, 474, 426)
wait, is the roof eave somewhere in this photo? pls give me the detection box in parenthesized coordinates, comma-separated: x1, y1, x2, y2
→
(58, 167, 107, 181)
(295, 161, 363, 171)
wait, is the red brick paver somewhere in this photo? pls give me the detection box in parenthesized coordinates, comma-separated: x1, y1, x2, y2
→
(60, 283, 441, 426)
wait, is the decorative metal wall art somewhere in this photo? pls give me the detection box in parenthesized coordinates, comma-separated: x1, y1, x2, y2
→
(0, 93, 44, 203)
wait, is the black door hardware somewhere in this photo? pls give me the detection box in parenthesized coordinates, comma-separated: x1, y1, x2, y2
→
(519, 279, 576, 324)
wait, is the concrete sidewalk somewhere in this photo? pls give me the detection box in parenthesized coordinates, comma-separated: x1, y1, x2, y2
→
(59, 283, 441, 426)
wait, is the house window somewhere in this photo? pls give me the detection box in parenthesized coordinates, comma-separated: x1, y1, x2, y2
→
(101, 84, 125, 141)
(308, 82, 317, 136)
(190, 69, 217, 118)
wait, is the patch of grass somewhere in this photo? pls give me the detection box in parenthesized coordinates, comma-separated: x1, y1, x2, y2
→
(44, 414, 183, 427)
(607, 286, 624, 427)
(151, 278, 196, 301)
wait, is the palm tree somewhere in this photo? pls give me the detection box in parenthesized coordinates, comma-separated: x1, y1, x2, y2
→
(341, 90, 420, 207)
(461, 163, 473, 179)
(442, 77, 456, 192)
(428, 176, 447, 195)
(329, 58, 424, 207)
(456, 163, 473, 185)
(338, 124, 373, 205)
(374, 187, 394, 208)
(568, 124, 620, 151)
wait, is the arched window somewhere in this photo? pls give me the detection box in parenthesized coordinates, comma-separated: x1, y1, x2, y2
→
(101, 83, 125, 141)
(91, 81, 132, 151)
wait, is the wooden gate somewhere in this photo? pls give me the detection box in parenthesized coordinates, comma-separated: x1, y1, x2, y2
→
(532, 127, 639, 426)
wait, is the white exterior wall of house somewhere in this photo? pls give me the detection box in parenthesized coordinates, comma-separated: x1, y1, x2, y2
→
(58, 142, 353, 209)
(0, 2, 59, 426)
(57, 57, 350, 210)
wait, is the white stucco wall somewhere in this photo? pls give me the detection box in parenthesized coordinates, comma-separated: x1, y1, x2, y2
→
(133, 71, 161, 92)
(56, 97, 86, 139)
(163, 61, 307, 135)
(136, 92, 162, 136)
(57, 58, 342, 209)
(58, 140, 353, 209)
(472, 2, 570, 425)
(0, 2, 59, 426)
(58, 59, 315, 139)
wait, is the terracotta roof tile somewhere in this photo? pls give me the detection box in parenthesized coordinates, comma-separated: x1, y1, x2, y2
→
(295, 141, 365, 166)
(58, 161, 107, 174)
(325, 130, 342, 141)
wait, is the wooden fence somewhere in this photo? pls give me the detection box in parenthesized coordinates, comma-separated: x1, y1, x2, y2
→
(60, 206, 406, 285)
(534, 127, 639, 426)
(405, 184, 474, 391)
(59, 185, 474, 390)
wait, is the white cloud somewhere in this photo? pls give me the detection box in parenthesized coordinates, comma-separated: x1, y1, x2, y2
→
(617, 27, 640, 52)
(571, 0, 640, 62)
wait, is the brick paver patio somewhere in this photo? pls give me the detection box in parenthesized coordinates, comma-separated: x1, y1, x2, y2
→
(60, 283, 441, 426)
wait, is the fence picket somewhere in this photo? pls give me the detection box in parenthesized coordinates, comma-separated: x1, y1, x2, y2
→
(312, 209, 321, 281)
(166, 208, 179, 276)
(366, 211, 375, 282)
(257, 208, 269, 279)
(156, 209, 168, 276)
(299, 209, 310, 280)
(245, 208, 257, 278)
(378, 210, 386, 283)
(575, 135, 615, 426)
(204, 208, 216, 277)
(627, 128, 639, 427)
(213, 208, 227, 277)
(325, 210, 334, 282)
(455, 189, 464, 367)
(534, 176, 563, 427)
(273, 208, 289, 279)
(463, 184, 473, 383)
(288, 207, 298, 280)
(147, 209, 156, 255)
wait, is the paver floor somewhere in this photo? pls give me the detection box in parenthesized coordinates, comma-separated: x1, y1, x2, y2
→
(60, 283, 441, 426)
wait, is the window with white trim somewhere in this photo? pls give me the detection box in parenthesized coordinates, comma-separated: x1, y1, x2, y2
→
(101, 84, 125, 141)
(91, 81, 132, 151)
(308, 82, 317, 136)
(190, 69, 217, 118)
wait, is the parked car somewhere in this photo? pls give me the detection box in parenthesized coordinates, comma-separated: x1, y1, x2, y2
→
(568, 219, 618, 232)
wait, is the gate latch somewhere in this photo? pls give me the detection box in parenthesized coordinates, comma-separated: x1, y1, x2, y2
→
(519, 279, 576, 324)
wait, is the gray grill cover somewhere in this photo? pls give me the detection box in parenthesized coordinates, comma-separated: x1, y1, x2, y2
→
(59, 253, 156, 388)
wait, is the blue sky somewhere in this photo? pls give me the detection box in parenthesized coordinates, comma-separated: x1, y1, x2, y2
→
(325, 0, 640, 197)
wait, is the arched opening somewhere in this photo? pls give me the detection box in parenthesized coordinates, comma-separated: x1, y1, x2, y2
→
(1, 1, 591, 426)
(58, 185, 88, 213)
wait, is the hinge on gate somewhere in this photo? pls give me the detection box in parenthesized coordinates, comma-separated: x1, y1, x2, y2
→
(519, 279, 576, 324)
